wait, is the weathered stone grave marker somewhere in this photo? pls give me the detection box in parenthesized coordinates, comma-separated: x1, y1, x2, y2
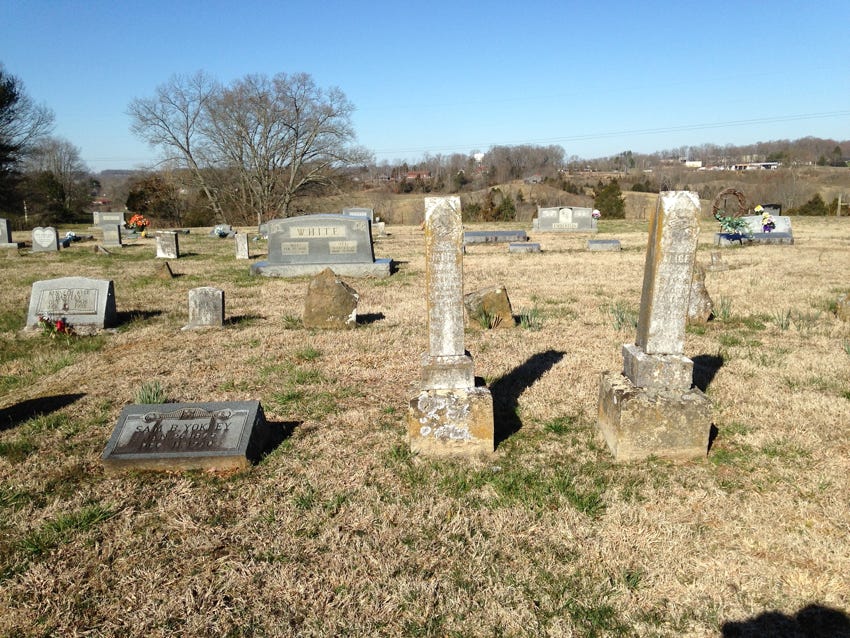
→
(508, 242, 540, 253)
(32, 226, 59, 252)
(251, 214, 391, 278)
(598, 191, 712, 461)
(464, 285, 514, 329)
(235, 233, 250, 260)
(463, 229, 528, 244)
(183, 287, 224, 330)
(156, 231, 180, 259)
(588, 239, 621, 251)
(101, 401, 268, 473)
(302, 268, 359, 330)
(407, 196, 494, 456)
(102, 224, 123, 248)
(27, 277, 117, 332)
(1, 218, 20, 248)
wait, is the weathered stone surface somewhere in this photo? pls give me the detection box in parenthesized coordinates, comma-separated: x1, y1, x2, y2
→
(235, 233, 250, 259)
(184, 287, 224, 329)
(32, 226, 59, 252)
(0, 218, 20, 248)
(622, 344, 693, 391)
(156, 231, 179, 258)
(94, 245, 112, 255)
(156, 261, 174, 279)
(102, 401, 267, 473)
(597, 372, 712, 461)
(420, 353, 475, 390)
(636, 191, 700, 356)
(509, 242, 540, 253)
(302, 268, 359, 330)
(464, 285, 514, 329)
(26, 277, 117, 331)
(408, 387, 494, 456)
(588, 239, 621, 251)
(687, 264, 714, 324)
(102, 224, 123, 247)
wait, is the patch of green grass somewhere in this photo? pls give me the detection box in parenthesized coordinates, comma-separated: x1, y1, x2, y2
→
(543, 414, 578, 435)
(471, 308, 503, 329)
(770, 308, 792, 331)
(295, 346, 322, 362)
(281, 314, 302, 329)
(16, 503, 115, 559)
(0, 439, 38, 464)
(608, 301, 638, 331)
(741, 314, 768, 331)
(793, 310, 822, 336)
(0, 309, 25, 333)
(718, 333, 743, 347)
(0, 487, 33, 511)
(760, 437, 811, 461)
(518, 307, 543, 330)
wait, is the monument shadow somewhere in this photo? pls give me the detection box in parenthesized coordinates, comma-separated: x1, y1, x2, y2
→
(258, 420, 301, 462)
(721, 603, 850, 637)
(357, 312, 385, 326)
(0, 393, 85, 432)
(490, 349, 565, 446)
(692, 353, 724, 392)
(116, 309, 163, 326)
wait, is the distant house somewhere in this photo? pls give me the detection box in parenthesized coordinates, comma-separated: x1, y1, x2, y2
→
(406, 171, 431, 181)
(524, 174, 544, 184)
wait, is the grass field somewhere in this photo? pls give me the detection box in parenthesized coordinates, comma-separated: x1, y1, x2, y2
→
(1, 215, 849, 637)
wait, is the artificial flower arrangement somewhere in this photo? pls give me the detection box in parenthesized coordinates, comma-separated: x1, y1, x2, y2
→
(592, 209, 601, 220)
(38, 315, 75, 338)
(761, 212, 776, 232)
(127, 214, 150, 232)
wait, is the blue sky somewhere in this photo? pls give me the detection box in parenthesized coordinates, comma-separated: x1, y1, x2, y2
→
(2, 0, 848, 171)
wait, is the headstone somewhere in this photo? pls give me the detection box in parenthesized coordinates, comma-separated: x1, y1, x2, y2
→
(341, 207, 375, 223)
(687, 264, 714, 324)
(183, 287, 224, 330)
(705, 250, 728, 271)
(463, 230, 528, 244)
(31, 226, 59, 252)
(302, 268, 359, 330)
(93, 211, 125, 227)
(102, 224, 123, 248)
(533, 206, 598, 233)
(156, 262, 174, 280)
(26, 277, 117, 332)
(464, 285, 514, 329)
(597, 191, 712, 461)
(235, 233, 250, 259)
(251, 214, 392, 278)
(509, 242, 541, 253)
(588, 239, 621, 251)
(407, 196, 494, 456)
(156, 231, 179, 259)
(0, 218, 20, 248)
(101, 401, 268, 473)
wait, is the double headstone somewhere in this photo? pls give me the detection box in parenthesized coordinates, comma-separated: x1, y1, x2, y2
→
(407, 196, 494, 456)
(251, 214, 392, 278)
(32, 226, 59, 252)
(93, 211, 126, 227)
(27, 277, 117, 332)
(533, 206, 597, 233)
(597, 191, 712, 461)
(156, 231, 180, 259)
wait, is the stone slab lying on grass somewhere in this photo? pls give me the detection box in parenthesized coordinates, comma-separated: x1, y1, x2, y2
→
(102, 401, 268, 473)
(588, 239, 621, 251)
(508, 242, 540, 253)
(463, 230, 528, 244)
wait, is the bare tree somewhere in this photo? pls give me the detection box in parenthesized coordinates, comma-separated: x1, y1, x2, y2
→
(25, 136, 90, 213)
(129, 71, 368, 224)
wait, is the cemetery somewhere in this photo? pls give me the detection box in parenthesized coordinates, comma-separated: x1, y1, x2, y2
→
(1, 202, 849, 635)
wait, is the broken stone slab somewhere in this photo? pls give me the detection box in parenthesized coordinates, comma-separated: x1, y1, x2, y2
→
(302, 267, 359, 330)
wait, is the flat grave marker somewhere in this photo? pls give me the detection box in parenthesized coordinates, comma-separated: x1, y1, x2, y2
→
(102, 401, 268, 473)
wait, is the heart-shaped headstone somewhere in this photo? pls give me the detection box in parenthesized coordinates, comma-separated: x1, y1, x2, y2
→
(33, 227, 56, 248)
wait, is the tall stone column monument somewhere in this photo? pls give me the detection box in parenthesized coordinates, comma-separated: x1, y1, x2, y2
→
(598, 191, 712, 461)
(407, 196, 494, 456)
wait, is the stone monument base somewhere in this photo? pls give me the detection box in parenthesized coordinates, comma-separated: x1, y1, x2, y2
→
(250, 258, 392, 279)
(597, 372, 711, 462)
(407, 387, 494, 457)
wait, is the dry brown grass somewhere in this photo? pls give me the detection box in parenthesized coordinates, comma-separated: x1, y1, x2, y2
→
(1, 216, 849, 637)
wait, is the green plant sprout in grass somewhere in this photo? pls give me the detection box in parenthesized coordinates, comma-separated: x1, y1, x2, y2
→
(518, 307, 542, 330)
(771, 308, 792, 331)
(471, 308, 501, 329)
(717, 297, 733, 321)
(608, 301, 638, 331)
(135, 380, 167, 404)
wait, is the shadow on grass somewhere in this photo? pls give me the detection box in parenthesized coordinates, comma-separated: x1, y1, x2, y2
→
(358, 312, 385, 325)
(0, 393, 85, 432)
(116, 310, 163, 327)
(226, 314, 264, 326)
(692, 353, 724, 392)
(491, 349, 565, 446)
(721, 603, 850, 637)
(256, 420, 300, 462)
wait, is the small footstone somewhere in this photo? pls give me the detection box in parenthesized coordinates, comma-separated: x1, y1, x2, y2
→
(464, 285, 514, 329)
